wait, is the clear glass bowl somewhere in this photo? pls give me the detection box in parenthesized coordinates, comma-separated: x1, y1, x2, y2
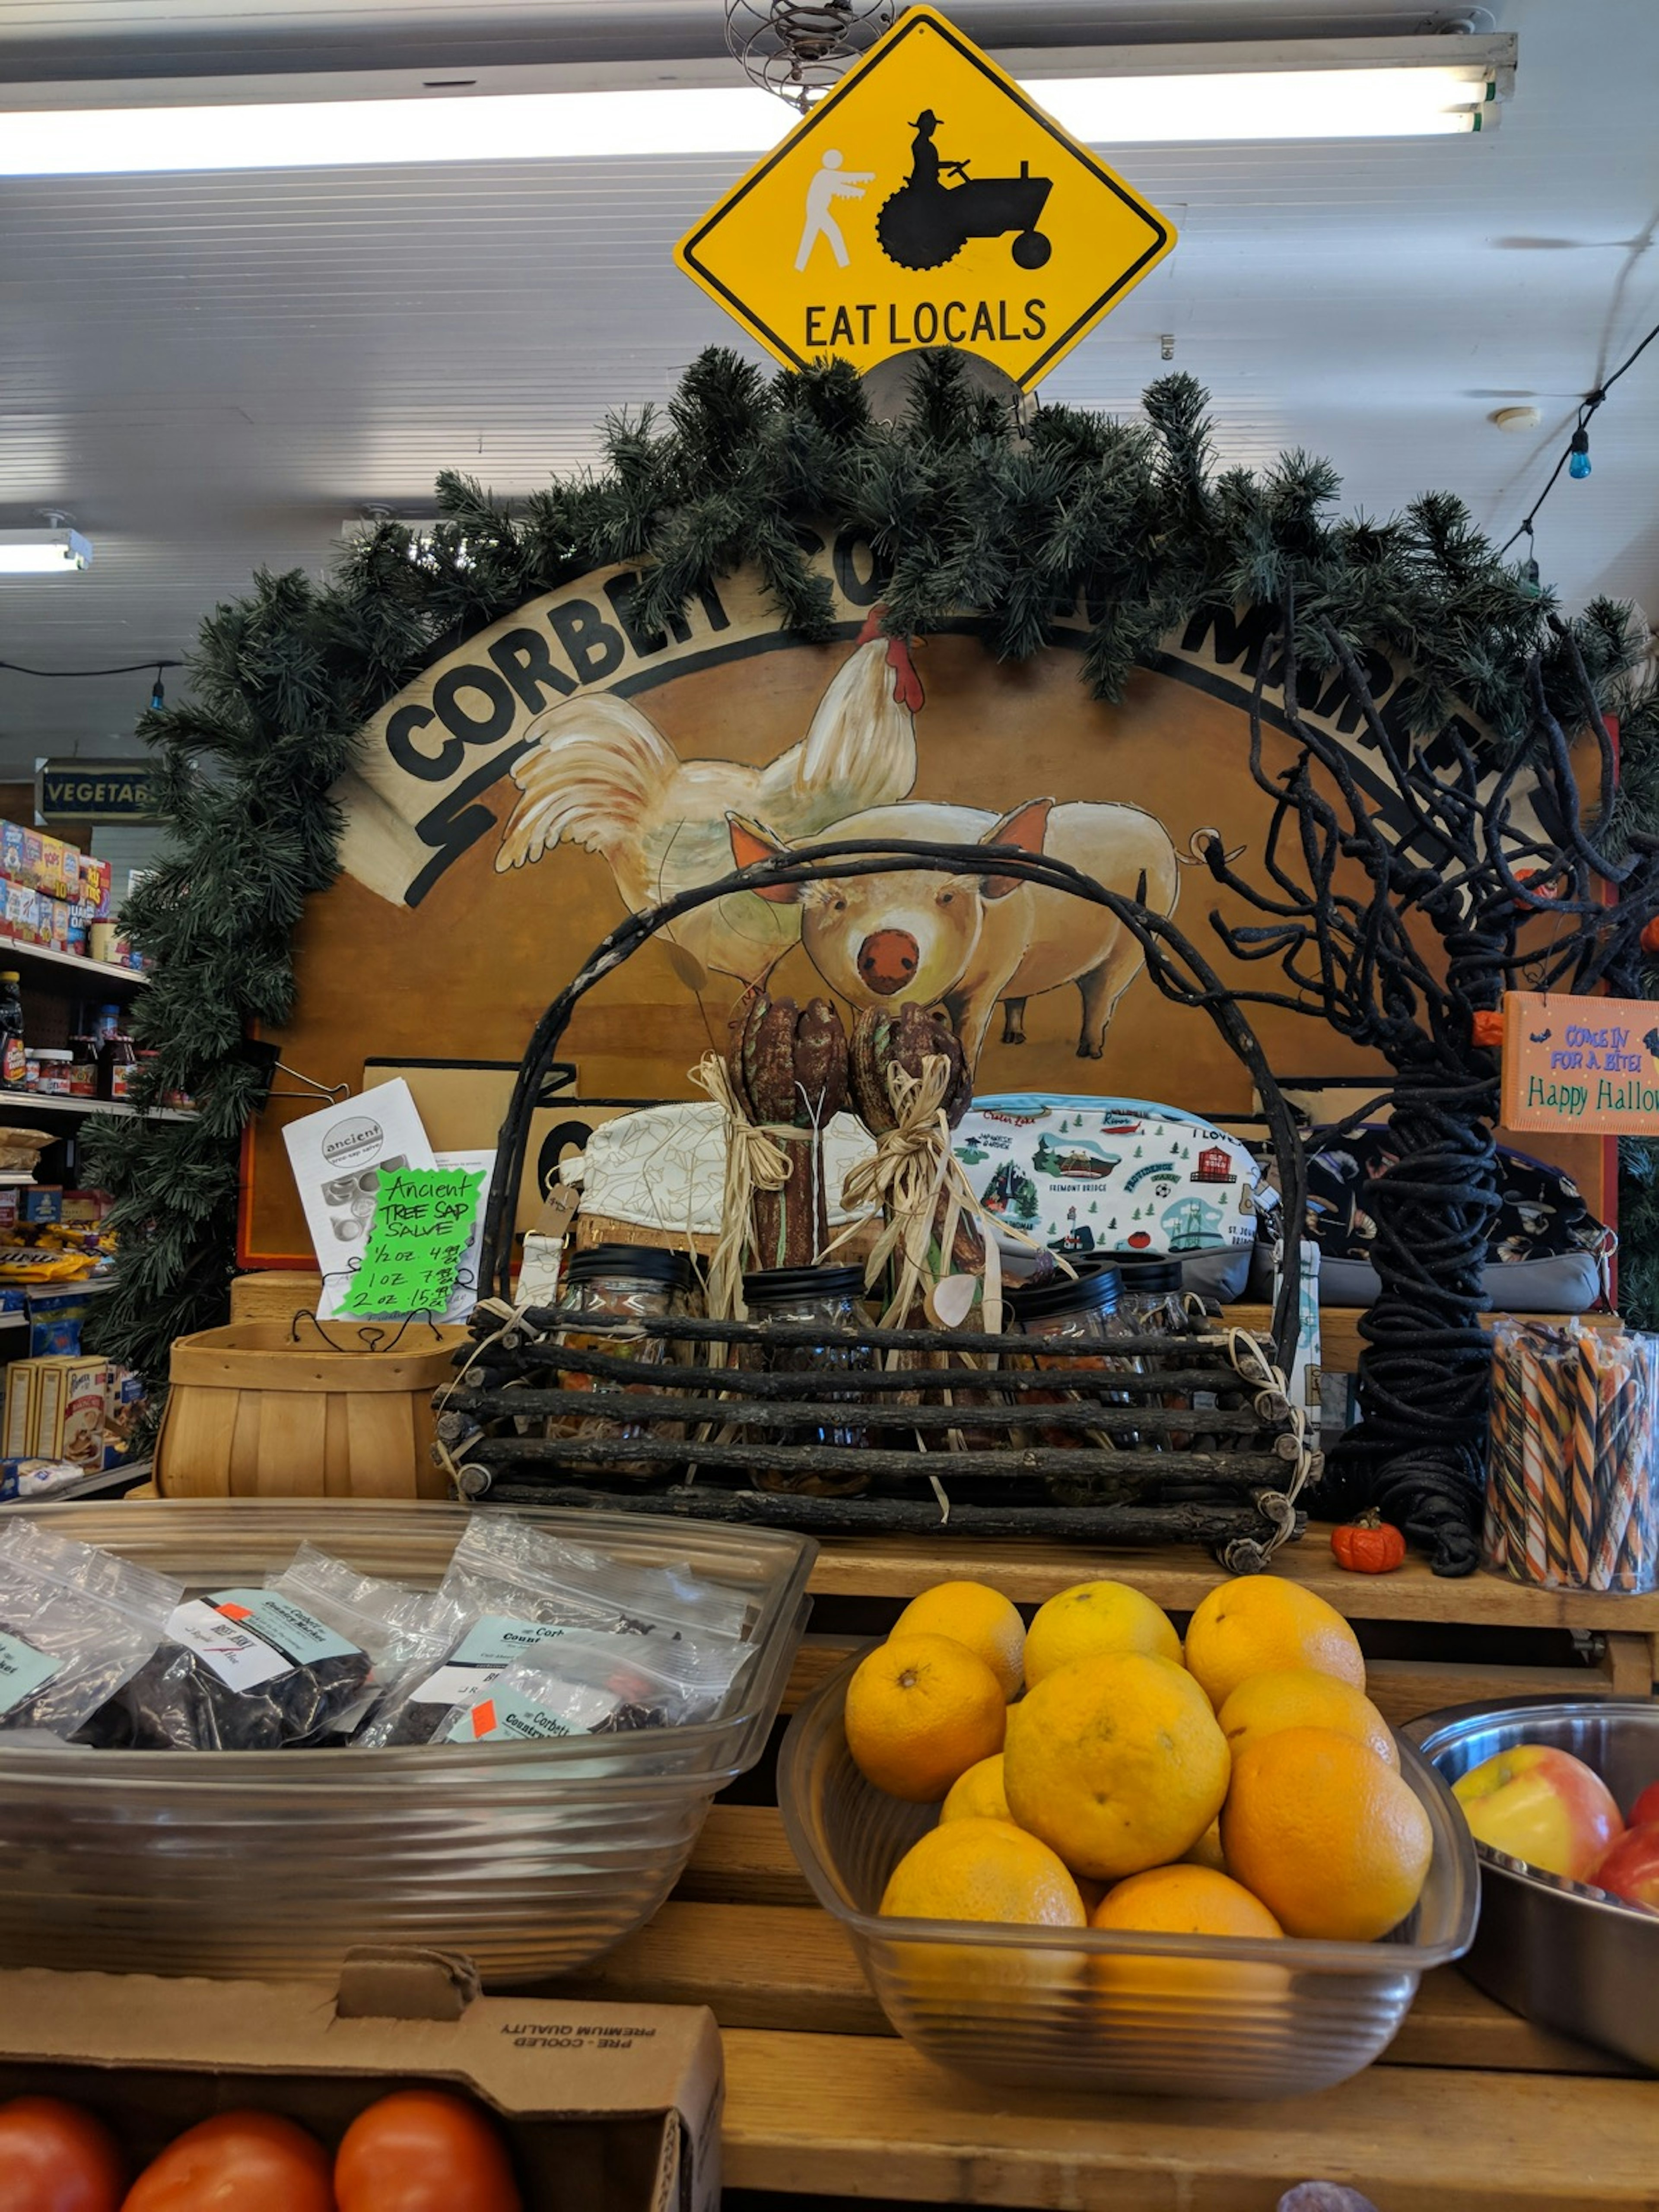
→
(779, 1648, 1478, 2098)
(0, 1500, 814, 1984)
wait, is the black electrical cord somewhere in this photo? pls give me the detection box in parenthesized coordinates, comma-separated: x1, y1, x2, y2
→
(1499, 315, 1659, 558)
(0, 658, 183, 678)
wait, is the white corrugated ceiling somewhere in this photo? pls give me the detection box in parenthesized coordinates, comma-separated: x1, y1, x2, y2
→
(0, 0, 1656, 769)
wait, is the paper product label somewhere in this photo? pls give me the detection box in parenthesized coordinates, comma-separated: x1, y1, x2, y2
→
(208, 1589, 361, 1666)
(0, 1627, 61, 1716)
(449, 1612, 578, 1669)
(168, 1598, 292, 1691)
(445, 1681, 619, 1743)
(408, 1659, 509, 1707)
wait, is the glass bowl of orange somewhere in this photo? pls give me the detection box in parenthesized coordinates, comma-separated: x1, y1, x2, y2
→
(778, 1633, 1478, 2099)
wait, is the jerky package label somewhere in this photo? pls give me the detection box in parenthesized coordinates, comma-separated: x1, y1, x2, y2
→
(408, 1659, 508, 1708)
(446, 1681, 620, 1744)
(448, 1613, 576, 1669)
(209, 1589, 362, 1667)
(0, 1627, 62, 1716)
(168, 1598, 292, 1692)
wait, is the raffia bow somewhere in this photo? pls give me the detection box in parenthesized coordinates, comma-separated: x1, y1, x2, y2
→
(689, 1052, 793, 1322)
(835, 1054, 1009, 1331)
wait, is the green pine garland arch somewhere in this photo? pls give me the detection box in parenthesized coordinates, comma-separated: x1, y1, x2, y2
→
(82, 346, 1659, 1392)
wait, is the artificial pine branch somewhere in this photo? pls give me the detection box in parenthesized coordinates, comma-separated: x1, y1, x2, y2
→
(89, 343, 1659, 1408)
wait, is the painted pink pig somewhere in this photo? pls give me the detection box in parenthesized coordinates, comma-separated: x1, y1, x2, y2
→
(728, 797, 1182, 1065)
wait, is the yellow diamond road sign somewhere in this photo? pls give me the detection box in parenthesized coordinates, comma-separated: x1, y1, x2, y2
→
(676, 6, 1176, 391)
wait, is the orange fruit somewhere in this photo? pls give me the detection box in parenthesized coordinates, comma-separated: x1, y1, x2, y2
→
(893, 1581, 1025, 1699)
(941, 1752, 1011, 1825)
(845, 1632, 1007, 1802)
(1221, 1726, 1432, 1941)
(879, 1815, 1086, 1925)
(1184, 1577, 1364, 1711)
(1091, 1864, 1282, 1939)
(1004, 1651, 1230, 1881)
(1218, 1667, 1397, 1772)
(1182, 1819, 1227, 1873)
(1023, 1580, 1180, 1688)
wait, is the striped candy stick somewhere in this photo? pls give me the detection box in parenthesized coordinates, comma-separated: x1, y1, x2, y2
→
(1489, 1323, 1530, 1577)
(1615, 1334, 1658, 1592)
(1567, 1329, 1602, 1587)
(1519, 1329, 1556, 1586)
(1539, 1336, 1577, 1583)
(1590, 1335, 1640, 1592)
(1484, 1329, 1512, 1573)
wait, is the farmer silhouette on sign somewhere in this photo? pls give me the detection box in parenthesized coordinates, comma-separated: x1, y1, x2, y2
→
(906, 110, 967, 191)
(794, 149, 876, 271)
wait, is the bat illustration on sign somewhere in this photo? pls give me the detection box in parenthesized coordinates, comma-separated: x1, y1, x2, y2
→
(1645, 1027, 1659, 1059)
(1529, 1027, 1552, 1044)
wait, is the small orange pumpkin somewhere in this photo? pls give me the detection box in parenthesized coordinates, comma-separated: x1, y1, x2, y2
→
(1331, 1509, 1406, 1575)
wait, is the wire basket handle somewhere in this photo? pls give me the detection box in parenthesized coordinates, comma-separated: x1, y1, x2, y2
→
(478, 837, 1309, 1376)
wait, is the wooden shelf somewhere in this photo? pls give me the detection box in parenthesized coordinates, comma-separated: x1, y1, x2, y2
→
(0, 942, 148, 994)
(0, 1093, 194, 1123)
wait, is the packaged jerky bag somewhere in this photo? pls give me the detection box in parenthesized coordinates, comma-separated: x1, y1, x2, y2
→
(0, 1520, 181, 1742)
(435, 1628, 754, 1747)
(355, 1513, 751, 1749)
(81, 1544, 458, 1752)
(266, 1544, 464, 1742)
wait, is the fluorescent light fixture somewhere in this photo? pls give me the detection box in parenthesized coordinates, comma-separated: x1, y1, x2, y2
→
(0, 528, 92, 574)
(2, 89, 787, 173)
(1041, 67, 1494, 142)
(0, 38, 1508, 173)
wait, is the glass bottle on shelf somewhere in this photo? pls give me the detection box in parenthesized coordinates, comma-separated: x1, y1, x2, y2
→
(97, 1023, 137, 1104)
(0, 973, 26, 1091)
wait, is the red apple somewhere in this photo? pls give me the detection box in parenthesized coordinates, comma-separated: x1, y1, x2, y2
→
(1453, 1745, 1624, 1880)
(1629, 1780, 1659, 1827)
(1593, 1822, 1659, 1908)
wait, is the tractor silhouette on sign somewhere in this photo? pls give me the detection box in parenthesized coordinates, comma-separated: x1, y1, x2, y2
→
(875, 109, 1054, 273)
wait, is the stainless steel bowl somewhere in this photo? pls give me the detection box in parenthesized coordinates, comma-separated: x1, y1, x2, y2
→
(1407, 1698, 1659, 2072)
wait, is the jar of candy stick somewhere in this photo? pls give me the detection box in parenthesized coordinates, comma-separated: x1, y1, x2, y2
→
(1485, 1319, 1657, 1592)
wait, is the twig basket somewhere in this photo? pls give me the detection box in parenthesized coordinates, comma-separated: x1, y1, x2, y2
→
(457, 838, 1318, 1569)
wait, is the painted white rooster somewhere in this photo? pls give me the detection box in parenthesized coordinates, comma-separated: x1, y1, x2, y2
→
(496, 610, 924, 988)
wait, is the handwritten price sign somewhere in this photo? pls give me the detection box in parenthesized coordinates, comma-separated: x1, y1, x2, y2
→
(1500, 991, 1659, 1134)
(340, 1166, 486, 1318)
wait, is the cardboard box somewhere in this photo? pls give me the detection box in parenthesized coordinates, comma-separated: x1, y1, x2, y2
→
(3, 880, 41, 945)
(78, 853, 113, 920)
(103, 1364, 145, 1458)
(21, 1186, 62, 1224)
(2, 1358, 40, 1459)
(0, 1956, 721, 2212)
(34, 1356, 108, 1465)
(49, 898, 72, 950)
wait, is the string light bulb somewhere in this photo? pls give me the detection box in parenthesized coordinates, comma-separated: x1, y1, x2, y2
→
(1568, 426, 1592, 480)
(149, 666, 166, 712)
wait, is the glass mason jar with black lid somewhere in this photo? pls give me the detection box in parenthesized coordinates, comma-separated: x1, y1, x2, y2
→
(740, 1264, 874, 1497)
(545, 1243, 694, 1479)
(1002, 1260, 1138, 1492)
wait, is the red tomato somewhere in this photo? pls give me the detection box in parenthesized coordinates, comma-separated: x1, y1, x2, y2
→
(0, 2097, 124, 2212)
(121, 2112, 333, 2212)
(334, 2090, 521, 2212)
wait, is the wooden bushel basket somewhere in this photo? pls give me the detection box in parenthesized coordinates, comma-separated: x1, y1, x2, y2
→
(155, 1317, 467, 1500)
